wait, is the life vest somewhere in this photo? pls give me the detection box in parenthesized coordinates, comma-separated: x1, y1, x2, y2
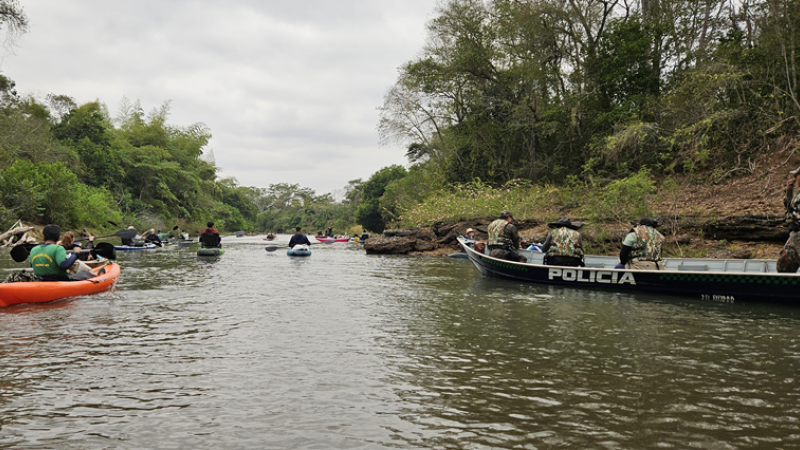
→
(630, 225, 664, 261)
(545, 227, 583, 258)
(488, 219, 511, 247)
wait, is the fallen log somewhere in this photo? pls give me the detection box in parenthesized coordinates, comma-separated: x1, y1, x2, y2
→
(0, 226, 34, 247)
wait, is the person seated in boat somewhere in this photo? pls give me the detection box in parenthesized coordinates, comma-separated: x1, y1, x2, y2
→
(618, 218, 664, 270)
(199, 222, 222, 248)
(316, 230, 325, 238)
(59, 231, 96, 262)
(779, 165, 800, 272)
(120, 226, 137, 246)
(464, 228, 477, 246)
(542, 218, 585, 267)
(58, 231, 97, 275)
(30, 225, 95, 281)
(144, 228, 162, 247)
(487, 210, 527, 263)
(360, 231, 369, 241)
(289, 227, 311, 248)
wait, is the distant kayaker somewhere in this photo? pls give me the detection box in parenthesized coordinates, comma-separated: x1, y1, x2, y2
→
(144, 229, 162, 247)
(289, 227, 312, 248)
(779, 165, 800, 272)
(618, 218, 664, 270)
(199, 222, 222, 248)
(487, 210, 526, 262)
(542, 218, 585, 267)
(29, 225, 94, 281)
(120, 226, 136, 246)
(326, 224, 333, 238)
(360, 231, 369, 241)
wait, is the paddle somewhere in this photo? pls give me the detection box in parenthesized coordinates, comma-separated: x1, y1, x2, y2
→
(75, 228, 137, 242)
(264, 241, 335, 252)
(10, 242, 117, 263)
(177, 242, 199, 249)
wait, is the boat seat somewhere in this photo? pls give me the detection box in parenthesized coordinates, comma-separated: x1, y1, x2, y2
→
(678, 264, 709, 271)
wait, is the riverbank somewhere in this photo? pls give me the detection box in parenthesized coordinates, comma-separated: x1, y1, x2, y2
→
(366, 151, 797, 260)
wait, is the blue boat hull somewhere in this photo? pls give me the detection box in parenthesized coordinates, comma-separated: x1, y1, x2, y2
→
(115, 243, 157, 251)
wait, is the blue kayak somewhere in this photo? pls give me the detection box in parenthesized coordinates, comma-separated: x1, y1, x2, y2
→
(115, 243, 158, 251)
(287, 244, 311, 257)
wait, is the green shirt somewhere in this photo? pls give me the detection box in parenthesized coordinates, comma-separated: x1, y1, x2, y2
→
(28, 244, 71, 279)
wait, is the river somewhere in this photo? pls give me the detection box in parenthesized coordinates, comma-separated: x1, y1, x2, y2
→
(1, 236, 799, 449)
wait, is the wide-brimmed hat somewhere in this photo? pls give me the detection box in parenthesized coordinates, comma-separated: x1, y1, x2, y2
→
(636, 217, 659, 228)
(466, 228, 475, 234)
(547, 218, 583, 230)
(791, 165, 800, 176)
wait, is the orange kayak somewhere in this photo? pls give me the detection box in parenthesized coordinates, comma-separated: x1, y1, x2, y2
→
(0, 263, 121, 307)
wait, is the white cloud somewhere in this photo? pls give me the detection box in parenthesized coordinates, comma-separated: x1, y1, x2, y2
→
(2, 0, 436, 194)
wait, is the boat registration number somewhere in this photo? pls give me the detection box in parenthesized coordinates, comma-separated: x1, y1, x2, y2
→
(701, 294, 735, 303)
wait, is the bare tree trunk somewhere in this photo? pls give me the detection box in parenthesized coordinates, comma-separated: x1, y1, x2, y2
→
(0, 226, 33, 246)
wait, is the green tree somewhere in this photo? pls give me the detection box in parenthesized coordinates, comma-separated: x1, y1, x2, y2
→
(355, 165, 407, 233)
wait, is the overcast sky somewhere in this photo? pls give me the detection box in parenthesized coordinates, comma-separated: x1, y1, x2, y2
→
(1, 1, 437, 196)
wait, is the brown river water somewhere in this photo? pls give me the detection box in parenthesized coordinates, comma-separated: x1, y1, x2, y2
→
(1, 235, 799, 449)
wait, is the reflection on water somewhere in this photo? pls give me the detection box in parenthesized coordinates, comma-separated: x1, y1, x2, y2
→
(1, 237, 799, 449)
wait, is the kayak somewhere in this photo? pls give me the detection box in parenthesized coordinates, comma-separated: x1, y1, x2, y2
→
(287, 244, 311, 257)
(0, 263, 121, 307)
(115, 243, 158, 251)
(197, 248, 224, 257)
(315, 237, 349, 243)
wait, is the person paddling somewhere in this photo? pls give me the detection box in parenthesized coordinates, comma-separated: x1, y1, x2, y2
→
(29, 225, 94, 281)
(144, 228, 162, 247)
(199, 222, 222, 248)
(288, 226, 311, 248)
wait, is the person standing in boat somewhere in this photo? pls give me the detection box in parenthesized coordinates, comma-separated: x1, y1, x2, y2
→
(487, 210, 527, 262)
(29, 225, 94, 281)
(289, 226, 311, 248)
(199, 222, 222, 248)
(542, 218, 585, 267)
(618, 218, 664, 270)
(779, 166, 800, 272)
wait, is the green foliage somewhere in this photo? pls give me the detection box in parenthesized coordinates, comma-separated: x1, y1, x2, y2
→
(397, 178, 558, 227)
(0, 159, 121, 228)
(354, 165, 407, 233)
(579, 170, 656, 223)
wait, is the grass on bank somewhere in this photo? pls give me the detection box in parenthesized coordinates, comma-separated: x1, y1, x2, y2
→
(395, 170, 658, 228)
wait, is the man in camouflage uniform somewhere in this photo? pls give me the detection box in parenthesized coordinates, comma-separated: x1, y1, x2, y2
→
(487, 210, 526, 262)
(619, 218, 664, 270)
(542, 218, 584, 267)
(778, 166, 800, 272)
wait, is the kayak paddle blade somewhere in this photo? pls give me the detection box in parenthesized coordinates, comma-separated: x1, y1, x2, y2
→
(91, 242, 117, 261)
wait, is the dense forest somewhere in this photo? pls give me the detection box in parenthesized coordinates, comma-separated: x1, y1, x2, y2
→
(3, 0, 800, 235)
(373, 0, 800, 228)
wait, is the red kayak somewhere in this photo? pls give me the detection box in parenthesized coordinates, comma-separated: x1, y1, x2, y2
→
(0, 263, 121, 307)
(315, 237, 349, 242)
